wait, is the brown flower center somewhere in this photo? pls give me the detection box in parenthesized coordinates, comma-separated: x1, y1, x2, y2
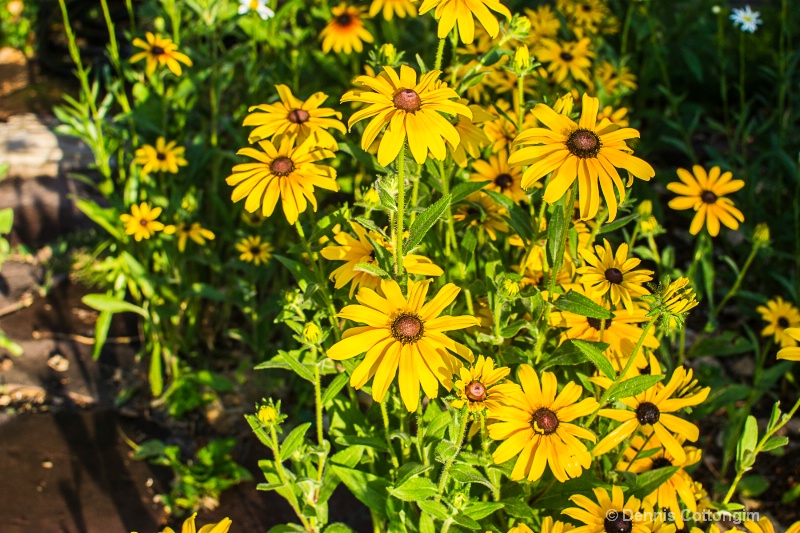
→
(604, 512, 632, 533)
(635, 402, 660, 425)
(250, 246, 261, 255)
(288, 108, 310, 124)
(778, 317, 790, 328)
(494, 173, 513, 191)
(566, 128, 601, 159)
(150, 45, 165, 56)
(701, 191, 717, 204)
(650, 457, 672, 469)
(581, 3, 592, 11)
(391, 313, 424, 344)
(560, 52, 574, 62)
(393, 89, 422, 112)
(139, 219, 150, 227)
(466, 380, 487, 402)
(531, 407, 559, 435)
(156, 152, 167, 161)
(587, 317, 611, 330)
(270, 156, 295, 176)
(605, 267, 624, 284)
(336, 13, 353, 26)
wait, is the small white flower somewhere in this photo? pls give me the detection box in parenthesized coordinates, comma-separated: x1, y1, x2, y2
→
(730, 5, 761, 33)
(238, 0, 275, 20)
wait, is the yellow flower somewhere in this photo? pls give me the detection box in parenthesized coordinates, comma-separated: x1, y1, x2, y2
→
(320, 221, 443, 297)
(563, 486, 651, 533)
(236, 235, 273, 265)
(577, 239, 653, 312)
(120, 203, 167, 242)
(757, 296, 800, 347)
(596, 60, 638, 94)
(134, 137, 188, 175)
(174, 222, 215, 252)
(326, 279, 479, 412)
(514, 45, 531, 72)
(618, 435, 701, 529)
(657, 277, 699, 316)
(341, 65, 471, 166)
(243, 85, 346, 148)
(130, 32, 193, 76)
(450, 104, 493, 168)
(369, 0, 417, 19)
(597, 105, 629, 127)
(554, 92, 575, 115)
(488, 366, 599, 482)
(471, 149, 527, 204)
(667, 165, 745, 237)
(320, 3, 374, 54)
(510, 93, 655, 221)
(159, 513, 232, 533)
(453, 192, 509, 240)
(451, 355, 514, 413)
(777, 328, 800, 360)
(418, 0, 511, 44)
(257, 404, 280, 425)
(226, 135, 338, 225)
(303, 323, 323, 344)
(593, 367, 710, 463)
(535, 38, 594, 85)
(524, 5, 561, 41)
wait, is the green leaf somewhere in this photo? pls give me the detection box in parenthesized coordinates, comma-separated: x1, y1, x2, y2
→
(185, 283, 226, 301)
(82, 294, 146, 317)
(91, 310, 112, 360)
(451, 512, 481, 530)
(264, 350, 315, 382)
(553, 290, 614, 319)
(75, 199, 121, 239)
(148, 343, 163, 397)
(390, 476, 437, 501)
(597, 214, 637, 235)
(417, 500, 449, 520)
(451, 180, 490, 204)
(605, 374, 664, 400)
(546, 205, 566, 267)
(761, 436, 789, 453)
(405, 193, 452, 251)
(396, 462, 434, 485)
(353, 262, 391, 279)
(321, 373, 350, 405)
(419, 513, 435, 533)
(486, 190, 533, 243)
(275, 255, 315, 290)
(0, 208, 13, 234)
(324, 525, 355, 533)
(571, 340, 616, 379)
(631, 466, 679, 499)
(738, 475, 769, 498)
(434, 440, 458, 463)
(331, 465, 390, 518)
(736, 415, 758, 471)
(280, 422, 312, 458)
(448, 464, 492, 488)
(335, 435, 387, 452)
(461, 502, 504, 520)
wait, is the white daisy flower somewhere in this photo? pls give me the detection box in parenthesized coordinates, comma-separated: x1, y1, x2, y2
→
(730, 5, 762, 33)
(238, 0, 275, 20)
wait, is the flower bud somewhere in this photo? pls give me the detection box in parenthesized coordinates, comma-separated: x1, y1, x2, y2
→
(257, 404, 279, 426)
(303, 322, 322, 344)
(514, 45, 531, 73)
(637, 199, 653, 217)
(378, 43, 397, 65)
(753, 223, 770, 247)
(363, 188, 380, 207)
(500, 278, 521, 299)
(553, 92, 574, 116)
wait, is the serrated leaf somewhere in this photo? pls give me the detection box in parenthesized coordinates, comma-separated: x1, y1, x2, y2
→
(572, 339, 616, 379)
(390, 476, 437, 501)
(405, 194, 452, 251)
(330, 465, 389, 518)
(605, 374, 664, 400)
(280, 422, 311, 458)
(451, 180, 490, 204)
(553, 290, 614, 319)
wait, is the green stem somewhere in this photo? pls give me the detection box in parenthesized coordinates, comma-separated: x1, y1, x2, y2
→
(381, 401, 400, 469)
(516, 74, 525, 132)
(270, 425, 313, 530)
(395, 145, 406, 278)
(620, 0, 635, 55)
(434, 38, 446, 71)
(435, 406, 469, 501)
(295, 220, 341, 341)
(439, 159, 458, 260)
(713, 244, 760, 318)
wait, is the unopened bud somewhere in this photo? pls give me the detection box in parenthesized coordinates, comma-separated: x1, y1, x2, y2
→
(303, 322, 322, 344)
(753, 223, 770, 247)
(514, 46, 531, 73)
(553, 93, 574, 116)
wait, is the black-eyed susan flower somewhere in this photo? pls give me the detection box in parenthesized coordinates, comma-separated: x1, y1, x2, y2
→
(488, 365, 599, 482)
(451, 355, 515, 413)
(236, 235, 273, 265)
(418, 0, 511, 44)
(525, 5, 560, 41)
(596, 61, 637, 94)
(450, 104, 493, 168)
(597, 106, 629, 127)
(174, 222, 215, 252)
(653, 277, 699, 318)
(471, 150, 527, 204)
(778, 328, 800, 360)
(509, 525, 534, 533)
(160, 513, 232, 533)
(535, 38, 594, 85)
(225, 135, 338, 225)
(577, 239, 653, 312)
(453, 192, 509, 240)
(757, 296, 800, 347)
(120, 202, 168, 242)
(369, 0, 417, 20)
(666, 165, 744, 237)
(559, 0, 611, 35)
(320, 221, 443, 297)
(320, 3, 374, 55)
(327, 279, 479, 412)
(509, 93, 655, 222)
(593, 367, 709, 463)
(130, 32, 193, 77)
(341, 65, 471, 167)
(243, 85, 346, 148)
(134, 137, 188, 175)
(617, 435, 701, 529)
(563, 486, 650, 533)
